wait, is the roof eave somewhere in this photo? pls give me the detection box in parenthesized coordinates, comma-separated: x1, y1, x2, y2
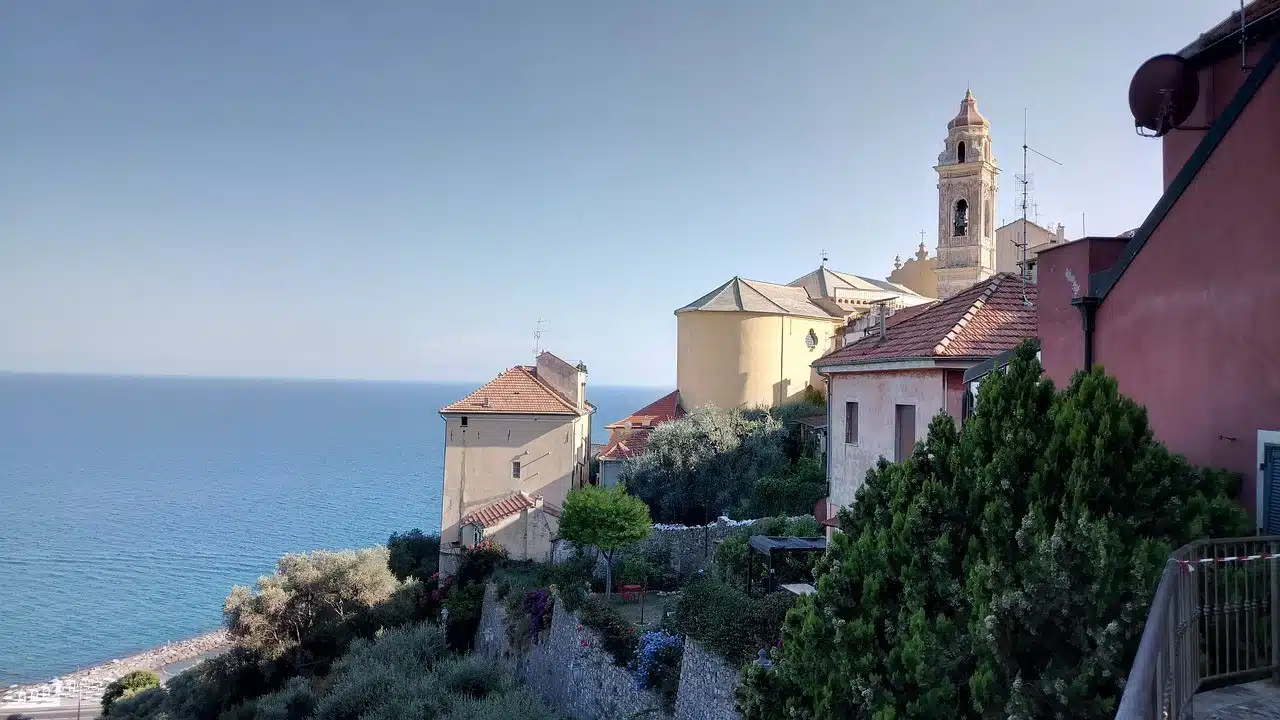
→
(815, 356, 988, 375)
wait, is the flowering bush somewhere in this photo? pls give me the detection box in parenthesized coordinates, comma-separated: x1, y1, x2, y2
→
(632, 630, 683, 711)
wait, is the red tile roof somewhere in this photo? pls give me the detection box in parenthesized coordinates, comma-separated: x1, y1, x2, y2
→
(441, 365, 582, 415)
(605, 390, 684, 430)
(598, 430, 652, 461)
(460, 492, 541, 528)
(815, 274, 1037, 367)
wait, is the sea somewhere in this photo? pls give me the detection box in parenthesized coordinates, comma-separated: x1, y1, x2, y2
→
(0, 373, 667, 686)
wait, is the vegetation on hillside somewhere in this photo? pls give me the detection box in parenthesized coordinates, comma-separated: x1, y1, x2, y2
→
(106, 622, 562, 720)
(621, 402, 825, 524)
(101, 533, 523, 720)
(101, 670, 161, 715)
(557, 484, 652, 596)
(735, 342, 1250, 720)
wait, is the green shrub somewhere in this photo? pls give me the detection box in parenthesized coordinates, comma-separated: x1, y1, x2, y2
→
(386, 529, 441, 582)
(675, 576, 795, 667)
(442, 583, 485, 652)
(436, 655, 512, 698)
(576, 596, 638, 667)
(615, 553, 659, 587)
(102, 670, 161, 715)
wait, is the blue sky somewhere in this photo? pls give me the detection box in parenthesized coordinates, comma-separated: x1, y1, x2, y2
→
(0, 1, 1239, 387)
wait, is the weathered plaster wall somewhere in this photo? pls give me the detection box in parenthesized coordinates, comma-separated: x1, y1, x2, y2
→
(674, 639, 742, 720)
(827, 369, 946, 507)
(440, 412, 589, 574)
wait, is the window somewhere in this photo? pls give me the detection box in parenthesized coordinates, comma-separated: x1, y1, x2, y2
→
(460, 523, 482, 548)
(957, 141, 966, 164)
(512, 461, 521, 479)
(844, 402, 859, 444)
(460, 416, 468, 427)
(954, 199, 969, 237)
(894, 404, 916, 462)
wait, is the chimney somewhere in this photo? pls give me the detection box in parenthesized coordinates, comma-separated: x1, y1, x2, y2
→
(1056, 223, 1067, 242)
(534, 351, 587, 411)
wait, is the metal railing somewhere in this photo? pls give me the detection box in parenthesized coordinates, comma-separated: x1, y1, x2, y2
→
(1117, 536, 1280, 719)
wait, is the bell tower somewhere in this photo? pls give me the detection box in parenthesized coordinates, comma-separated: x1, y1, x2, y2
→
(935, 90, 999, 299)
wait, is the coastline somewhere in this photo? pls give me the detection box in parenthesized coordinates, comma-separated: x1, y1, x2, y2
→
(1, 631, 231, 709)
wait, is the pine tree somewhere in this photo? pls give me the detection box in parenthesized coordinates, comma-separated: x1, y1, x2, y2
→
(737, 341, 1251, 720)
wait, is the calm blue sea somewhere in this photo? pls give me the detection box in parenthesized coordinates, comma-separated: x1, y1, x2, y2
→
(0, 373, 665, 686)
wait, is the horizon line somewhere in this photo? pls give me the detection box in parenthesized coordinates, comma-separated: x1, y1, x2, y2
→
(0, 368, 673, 390)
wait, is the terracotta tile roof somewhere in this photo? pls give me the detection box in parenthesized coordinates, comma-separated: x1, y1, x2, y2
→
(598, 430, 652, 461)
(605, 390, 684, 430)
(460, 491, 541, 528)
(815, 274, 1036, 367)
(441, 365, 581, 415)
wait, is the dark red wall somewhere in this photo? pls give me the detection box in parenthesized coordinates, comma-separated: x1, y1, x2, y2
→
(1098, 58, 1280, 515)
(1034, 238, 1128, 387)
(1163, 41, 1273, 188)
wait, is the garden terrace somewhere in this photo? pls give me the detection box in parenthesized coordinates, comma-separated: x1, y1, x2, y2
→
(745, 535, 826, 595)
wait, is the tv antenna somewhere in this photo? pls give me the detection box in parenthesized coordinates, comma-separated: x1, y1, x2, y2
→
(1016, 109, 1061, 301)
(532, 319, 549, 359)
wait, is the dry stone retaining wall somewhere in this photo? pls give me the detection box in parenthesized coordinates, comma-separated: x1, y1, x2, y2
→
(475, 584, 672, 720)
(674, 638, 742, 720)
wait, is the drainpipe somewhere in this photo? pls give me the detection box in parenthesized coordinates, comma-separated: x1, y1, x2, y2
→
(1072, 296, 1101, 372)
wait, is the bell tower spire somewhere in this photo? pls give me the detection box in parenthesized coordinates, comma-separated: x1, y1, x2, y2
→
(934, 89, 999, 299)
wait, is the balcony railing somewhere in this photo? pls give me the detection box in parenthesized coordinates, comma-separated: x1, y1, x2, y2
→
(1117, 536, 1280, 720)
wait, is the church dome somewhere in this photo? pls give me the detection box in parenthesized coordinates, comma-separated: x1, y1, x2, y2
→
(947, 89, 989, 130)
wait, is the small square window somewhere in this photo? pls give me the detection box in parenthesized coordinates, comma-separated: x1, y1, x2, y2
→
(512, 461, 521, 479)
(460, 416, 468, 427)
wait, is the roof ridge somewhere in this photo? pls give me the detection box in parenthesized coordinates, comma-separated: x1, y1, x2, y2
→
(737, 278, 792, 314)
(934, 275, 1002, 355)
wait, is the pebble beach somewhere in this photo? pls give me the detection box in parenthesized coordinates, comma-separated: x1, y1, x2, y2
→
(1, 631, 230, 709)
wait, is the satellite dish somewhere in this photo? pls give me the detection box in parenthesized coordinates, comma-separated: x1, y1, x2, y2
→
(1129, 54, 1199, 138)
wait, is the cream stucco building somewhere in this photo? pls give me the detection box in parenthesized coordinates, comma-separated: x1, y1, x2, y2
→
(994, 218, 1067, 278)
(437, 351, 592, 576)
(935, 90, 1000, 299)
(675, 268, 931, 410)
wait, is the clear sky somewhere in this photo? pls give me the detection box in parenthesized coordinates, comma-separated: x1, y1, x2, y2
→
(0, 1, 1240, 386)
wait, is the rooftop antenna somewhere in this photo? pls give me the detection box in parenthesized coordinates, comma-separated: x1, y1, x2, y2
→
(1016, 108, 1061, 299)
(532, 319, 548, 360)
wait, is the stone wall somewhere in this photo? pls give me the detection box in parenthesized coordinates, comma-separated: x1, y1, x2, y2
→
(554, 516, 809, 584)
(674, 638, 742, 720)
(475, 584, 672, 720)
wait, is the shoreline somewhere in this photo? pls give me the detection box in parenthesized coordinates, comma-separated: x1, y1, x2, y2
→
(1, 631, 231, 709)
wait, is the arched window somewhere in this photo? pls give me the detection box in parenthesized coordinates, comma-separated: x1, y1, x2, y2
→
(954, 199, 969, 237)
(957, 141, 966, 164)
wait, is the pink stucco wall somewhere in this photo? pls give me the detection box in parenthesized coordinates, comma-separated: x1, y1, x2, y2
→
(1096, 55, 1280, 515)
(1034, 238, 1129, 387)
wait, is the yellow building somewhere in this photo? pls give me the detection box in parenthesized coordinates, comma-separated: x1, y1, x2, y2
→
(437, 351, 592, 576)
(675, 266, 931, 410)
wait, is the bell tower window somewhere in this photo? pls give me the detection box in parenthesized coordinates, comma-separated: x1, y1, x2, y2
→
(954, 199, 969, 237)
(957, 141, 966, 164)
